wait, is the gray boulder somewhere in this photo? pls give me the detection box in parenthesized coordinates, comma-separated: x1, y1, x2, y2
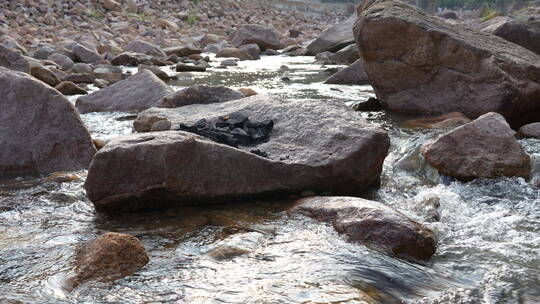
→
(291, 196, 437, 261)
(324, 59, 370, 85)
(0, 67, 95, 175)
(73, 43, 101, 63)
(307, 13, 356, 55)
(86, 95, 389, 213)
(0, 44, 30, 72)
(75, 70, 173, 113)
(423, 112, 530, 180)
(331, 44, 361, 64)
(482, 16, 540, 55)
(354, 0, 540, 128)
(124, 40, 167, 58)
(230, 25, 284, 51)
(516, 122, 540, 139)
(157, 85, 244, 108)
(47, 53, 74, 71)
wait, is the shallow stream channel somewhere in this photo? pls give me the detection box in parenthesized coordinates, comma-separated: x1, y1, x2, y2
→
(1, 55, 539, 303)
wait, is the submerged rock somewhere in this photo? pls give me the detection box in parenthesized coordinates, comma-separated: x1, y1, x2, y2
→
(86, 96, 389, 213)
(157, 85, 245, 108)
(307, 13, 356, 55)
(0, 67, 95, 175)
(423, 112, 530, 180)
(402, 112, 471, 129)
(354, 0, 540, 128)
(73, 232, 148, 286)
(291, 196, 437, 261)
(75, 70, 173, 113)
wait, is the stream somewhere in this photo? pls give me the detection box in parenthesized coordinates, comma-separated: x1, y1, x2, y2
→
(0, 55, 539, 303)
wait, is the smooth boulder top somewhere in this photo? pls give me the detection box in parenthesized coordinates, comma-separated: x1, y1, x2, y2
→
(354, 0, 540, 128)
(124, 39, 167, 58)
(516, 122, 540, 139)
(481, 16, 540, 55)
(0, 44, 30, 72)
(86, 95, 389, 212)
(423, 112, 530, 180)
(291, 196, 437, 261)
(0, 66, 96, 175)
(75, 70, 173, 113)
(307, 12, 357, 55)
(157, 85, 245, 108)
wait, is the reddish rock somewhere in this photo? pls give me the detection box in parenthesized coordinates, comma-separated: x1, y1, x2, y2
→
(423, 112, 530, 180)
(230, 24, 284, 51)
(291, 196, 437, 261)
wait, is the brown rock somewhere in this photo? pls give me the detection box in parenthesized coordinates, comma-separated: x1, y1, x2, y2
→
(55, 81, 88, 95)
(103, 0, 122, 12)
(423, 112, 530, 180)
(482, 16, 540, 55)
(230, 24, 284, 51)
(30, 64, 60, 87)
(73, 232, 148, 286)
(175, 63, 207, 72)
(87, 96, 389, 213)
(354, 0, 540, 128)
(324, 59, 370, 85)
(238, 88, 257, 97)
(76, 70, 173, 113)
(216, 47, 253, 61)
(47, 53, 74, 71)
(72, 44, 101, 64)
(62, 73, 95, 84)
(162, 46, 202, 57)
(124, 40, 166, 59)
(307, 13, 356, 55)
(157, 85, 245, 108)
(0, 67, 95, 175)
(291, 196, 437, 261)
(138, 64, 170, 81)
(239, 43, 261, 60)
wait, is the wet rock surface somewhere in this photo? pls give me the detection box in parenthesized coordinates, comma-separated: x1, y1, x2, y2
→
(354, 0, 540, 128)
(76, 70, 173, 113)
(291, 196, 437, 261)
(0, 66, 95, 175)
(423, 112, 530, 180)
(73, 232, 149, 286)
(86, 95, 389, 212)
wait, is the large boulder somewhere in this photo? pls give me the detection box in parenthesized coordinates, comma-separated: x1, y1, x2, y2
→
(331, 44, 361, 64)
(86, 96, 389, 213)
(422, 112, 530, 180)
(230, 25, 284, 51)
(324, 59, 370, 85)
(0, 44, 30, 72)
(72, 43, 101, 63)
(482, 16, 540, 55)
(0, 67, 96, 175)
(354, 0, 540, 128)
(124, 40, 167, 58)
(307, 13, 357, 55)
(291, 196, 437, 261)
(73, 232, 148, 286)
(157, 85, 244, 108)
(75, 70, 173, 113)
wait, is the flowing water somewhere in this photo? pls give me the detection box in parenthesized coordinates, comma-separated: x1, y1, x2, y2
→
(0, 55, 539, 303)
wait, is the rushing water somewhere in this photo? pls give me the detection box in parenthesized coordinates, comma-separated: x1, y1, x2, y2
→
(1, 55, 539, 303)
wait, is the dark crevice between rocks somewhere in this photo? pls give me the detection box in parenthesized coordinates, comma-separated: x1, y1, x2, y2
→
(178, 113, 273, 158)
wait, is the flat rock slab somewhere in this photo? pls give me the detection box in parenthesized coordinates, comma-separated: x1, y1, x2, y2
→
(291, 196, 437, 261)
(0, 67, 96, 175)
(423, 112, 530, 180)
(75, 70, 173, 113)
(86, 95, 389, 213)
(354, 0, 540, 128)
